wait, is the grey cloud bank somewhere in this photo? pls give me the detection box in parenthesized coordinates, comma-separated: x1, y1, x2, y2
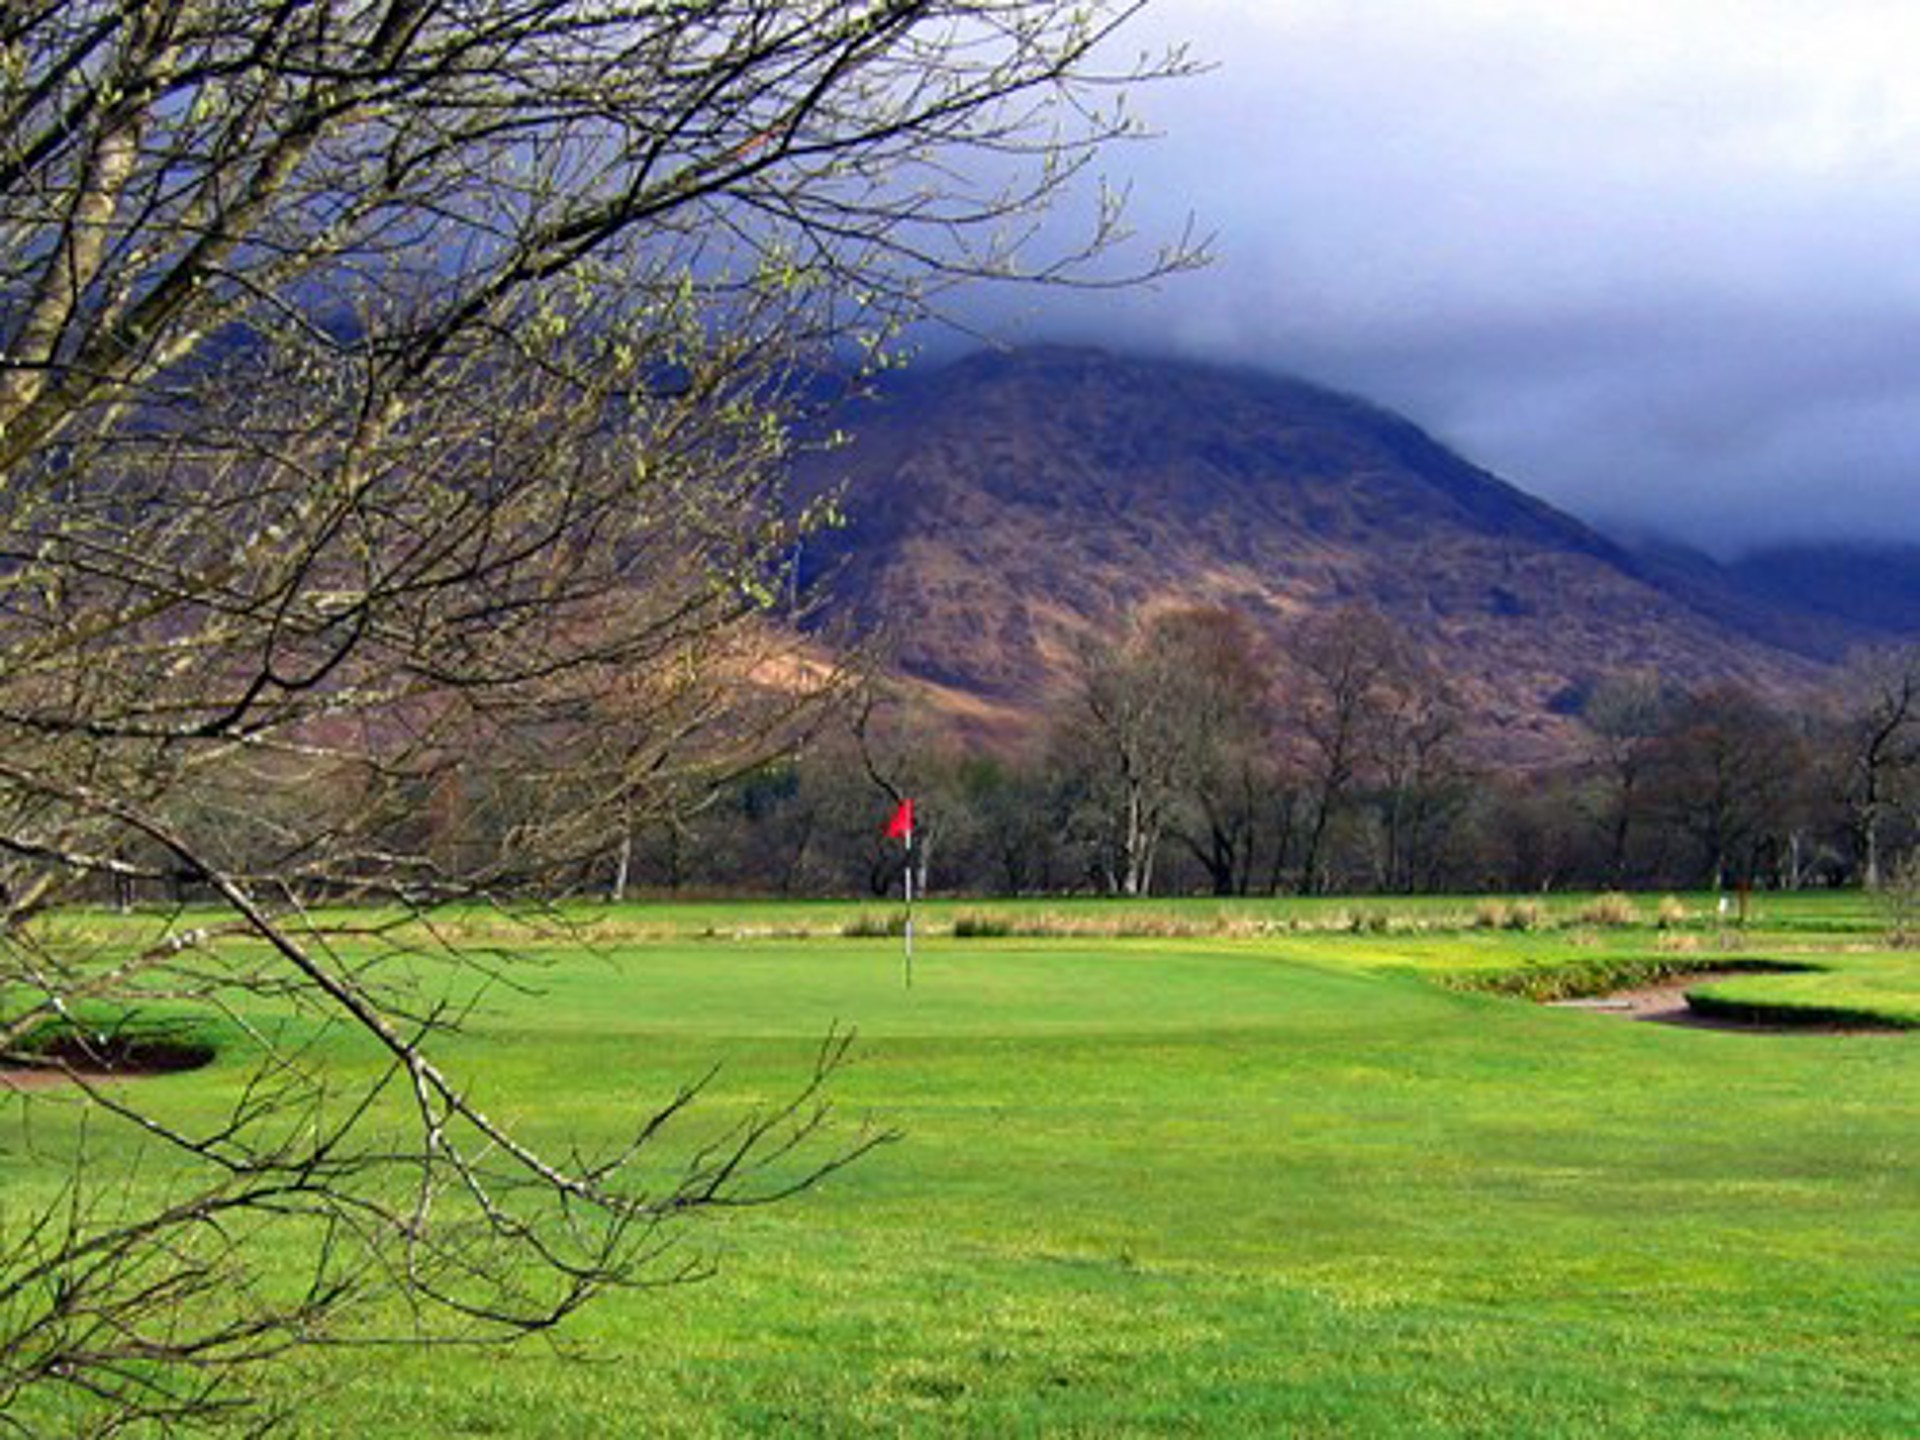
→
(973, 0, 1920, 554)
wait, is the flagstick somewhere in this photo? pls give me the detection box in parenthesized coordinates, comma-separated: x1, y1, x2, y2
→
(883, 798, 916, 990)
(902, 831, 914, 989)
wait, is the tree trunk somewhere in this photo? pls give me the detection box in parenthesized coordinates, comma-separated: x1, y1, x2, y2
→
(609, 827, 633, 903)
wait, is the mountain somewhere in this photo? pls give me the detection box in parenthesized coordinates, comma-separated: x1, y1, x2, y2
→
(1724, 543, 1920, 640)
(1610, 535, 1881, 662)
(795, 347, 1873, 759)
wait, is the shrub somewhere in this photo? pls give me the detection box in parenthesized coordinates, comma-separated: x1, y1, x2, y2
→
(841, 913, 906, 938)
(1656, 895, 1691, 929)
(1474, 900, 1510, 929)
(1578, 892, 1640, 927)
(1883, 851, 1920, 948)
(1219, 916, 1278, 939)
(1113, 916, 1213, 938)
(1451, 955, 1815, 1002)
(1503, 900, 1546, 932)
(952, 913, 1014, 939)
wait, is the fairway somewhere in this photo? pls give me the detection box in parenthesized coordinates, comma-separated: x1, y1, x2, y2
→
(202, 907, 1920, 1439)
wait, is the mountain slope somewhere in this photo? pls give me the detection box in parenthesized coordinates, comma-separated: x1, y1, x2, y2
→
(1726, 543, 1920, 639)
(797, 347, 1839, 758)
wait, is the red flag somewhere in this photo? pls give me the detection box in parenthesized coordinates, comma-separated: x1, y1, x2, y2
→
(884, 798, 914, 842)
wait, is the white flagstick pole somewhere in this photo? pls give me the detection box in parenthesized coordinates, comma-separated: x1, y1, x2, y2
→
(903, 815, 914, 990)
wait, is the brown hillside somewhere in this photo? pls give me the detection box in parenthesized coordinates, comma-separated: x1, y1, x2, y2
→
(797, 347, 1836, 761)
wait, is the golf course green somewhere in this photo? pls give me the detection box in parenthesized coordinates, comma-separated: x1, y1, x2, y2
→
(9, 894, 1917, 1436)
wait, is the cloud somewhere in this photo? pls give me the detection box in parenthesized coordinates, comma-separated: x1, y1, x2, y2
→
(975, 0, 1920, 553)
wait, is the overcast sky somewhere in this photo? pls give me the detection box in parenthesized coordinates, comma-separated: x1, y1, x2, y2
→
(981, 0, 1920, 555)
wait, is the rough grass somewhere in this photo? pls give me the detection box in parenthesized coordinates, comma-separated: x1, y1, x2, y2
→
(1436, 954, 1815, 1004)
(61, 887, 1884, 947)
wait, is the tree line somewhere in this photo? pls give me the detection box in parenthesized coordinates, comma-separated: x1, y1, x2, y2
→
(611, 606, 1920, 900)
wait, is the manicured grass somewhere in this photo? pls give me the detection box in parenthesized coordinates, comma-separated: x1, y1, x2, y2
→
(10, 895, 1917, 1436)
(293, 917, 1914, 1435)
(1686, 953, 1920, 1028)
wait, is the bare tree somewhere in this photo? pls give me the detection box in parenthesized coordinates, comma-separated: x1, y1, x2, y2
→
(1157, 608, 1277, 897)
(1830, 646, 1920, 888)
(1057, 605, 1276, 897)
(1580, 670, 1671, 886)
(1643, 684, 1805, 892)
(1883, 847, 1920, 946)
(946, 751, 1066, 895)
(1056, 619, 1189, 896)
(0, 2, 1196, 1428)
(1284, 606, 1410, 895)
(1370, 651, 1467, 894)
